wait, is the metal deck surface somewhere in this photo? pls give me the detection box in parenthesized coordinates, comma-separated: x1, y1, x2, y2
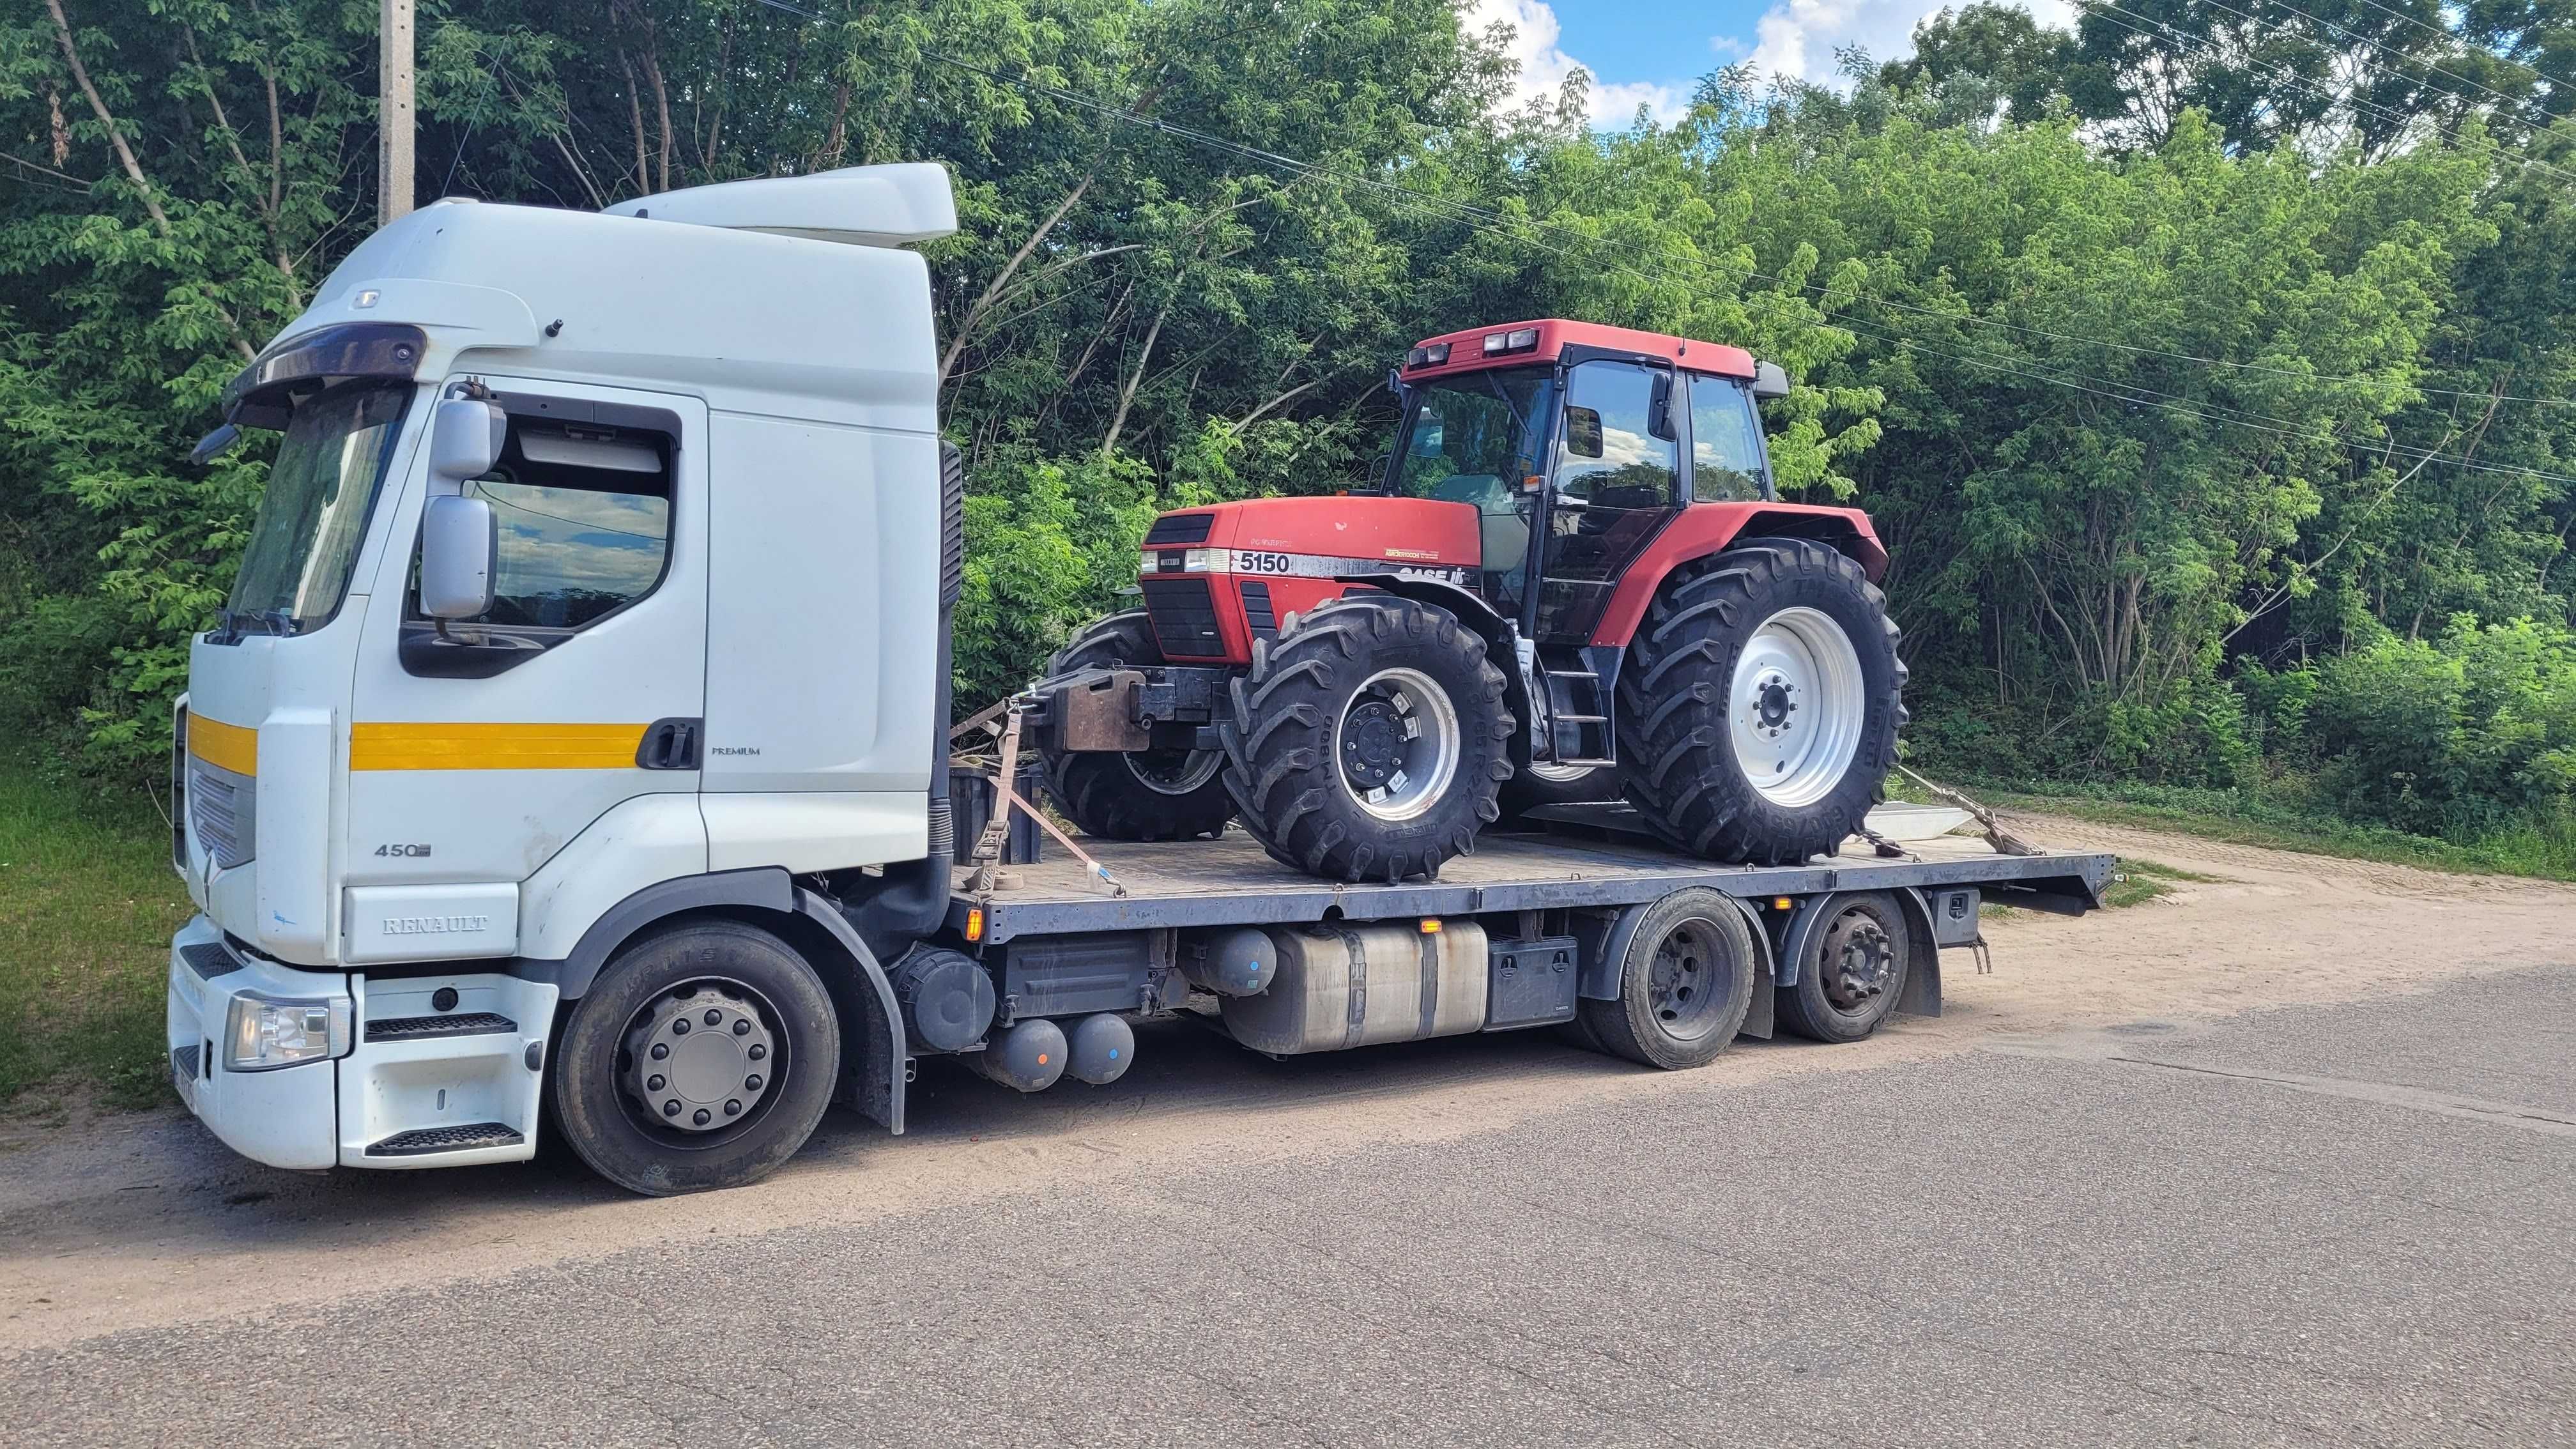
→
(951, 816, 2115, 943)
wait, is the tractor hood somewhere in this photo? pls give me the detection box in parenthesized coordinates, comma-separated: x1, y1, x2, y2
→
(1142, 495, 1482, 576)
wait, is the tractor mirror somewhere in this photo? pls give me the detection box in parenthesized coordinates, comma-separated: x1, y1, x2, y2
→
(418, 494, 498, 620)
(1409, 415, 1445, 456)
(1751, 360, 1791, 401)
(1564, 406, 1604, 459)
(1648, 372, 1677, 441)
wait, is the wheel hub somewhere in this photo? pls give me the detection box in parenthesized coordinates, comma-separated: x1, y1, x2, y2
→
(1339, 698, 1410, 790)
(1644, 917, 1731, 1040)
(1334, 668, 1461, 822)
(623, 986, 776, 1132)
(1820, 916, 1894, 1011)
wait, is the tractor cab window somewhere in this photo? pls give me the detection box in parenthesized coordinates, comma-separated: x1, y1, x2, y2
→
(412, 420, 673, 631)
(1689, 374, 1769, 501)
(1556, 360, 1678, 506)
(1390, 367, 1555, 504)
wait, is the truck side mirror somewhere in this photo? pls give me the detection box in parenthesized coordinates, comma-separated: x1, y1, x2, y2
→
(429, 398, 507, 483)
(1751, 360, 1790, 401)
(418, 494, 497, 620)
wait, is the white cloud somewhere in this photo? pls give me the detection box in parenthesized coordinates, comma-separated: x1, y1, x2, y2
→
(1466, 0, 1693, 128)
(1746, 0, 2076, 88)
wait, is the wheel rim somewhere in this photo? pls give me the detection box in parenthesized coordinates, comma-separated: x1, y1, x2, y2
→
(1124, 747, 1222, 796)
(1644, 916, 1737, 1043)
(1731, 606, 1866, 808)
(1334, 666, 1462, 822)
(1526, 761, 1597, 783)
(617, 976, 788, 1147)
(1818, 908, 1897, 1013)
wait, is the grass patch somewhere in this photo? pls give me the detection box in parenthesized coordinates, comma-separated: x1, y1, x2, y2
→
(2100, 857, 2218, 908)
(0, 767, 192, 1109)
(1913, 774, 2576, 884)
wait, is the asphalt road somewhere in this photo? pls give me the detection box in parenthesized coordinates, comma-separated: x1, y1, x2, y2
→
(7, 958, 2573, 1446)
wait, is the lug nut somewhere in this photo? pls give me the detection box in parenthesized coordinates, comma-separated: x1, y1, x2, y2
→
(724, 1100, 742, 1116)
(673, 1018, 691, 1035)
(647, 1074, 665, 1091)
(663, 1100, 680, 1117)
(732, 1019, 751, 1036)
(704, 1008, 723, 1027)
(747, 1043, 767, 1061)
(693, 1108, 712, 1126)
(650, 1042, 669, 1061)
(745, 1074, 763, 1091)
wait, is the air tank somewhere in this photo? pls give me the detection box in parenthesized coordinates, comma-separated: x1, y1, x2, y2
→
(1220, 922, 1487, 1055)
(1177, 926, 1278, 997)
(1064, 1013, 1135, 1085)
(971, 1018, 1067, 1092)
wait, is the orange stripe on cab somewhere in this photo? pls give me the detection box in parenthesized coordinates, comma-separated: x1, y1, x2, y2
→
(349, 723, 648, 771)
(187, 715, 259, 776)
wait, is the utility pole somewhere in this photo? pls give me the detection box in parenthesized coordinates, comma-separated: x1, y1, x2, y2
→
(379, 0, 415, 226)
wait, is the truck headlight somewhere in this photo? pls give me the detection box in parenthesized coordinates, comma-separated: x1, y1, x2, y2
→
(226, 992, 351, 1071)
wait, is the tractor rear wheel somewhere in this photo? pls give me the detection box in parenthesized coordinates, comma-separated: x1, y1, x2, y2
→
(1038, 611, 1233, 842)
(1616, 537, 1905, 865)
(1218, 594, 1514, 882)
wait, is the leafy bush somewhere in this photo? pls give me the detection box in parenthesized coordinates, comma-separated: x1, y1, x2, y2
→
(2309, 617, 2576, 839)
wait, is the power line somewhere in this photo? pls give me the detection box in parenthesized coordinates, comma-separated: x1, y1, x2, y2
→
(739, 0, 2575, 479)
(2216, 0, 2550, 122)
(2336, 0, 2576, 98)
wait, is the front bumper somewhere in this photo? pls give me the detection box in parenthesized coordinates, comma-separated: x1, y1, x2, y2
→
(167, 916, 558, 1172)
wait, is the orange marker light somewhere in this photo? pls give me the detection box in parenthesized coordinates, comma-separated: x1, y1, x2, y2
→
(1772, 897, 1793, 911)
(965, 907, 985, 942)
(1420, 918, 1442, 934)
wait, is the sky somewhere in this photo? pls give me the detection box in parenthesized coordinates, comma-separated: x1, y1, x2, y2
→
(1464, 0, 2078, 127)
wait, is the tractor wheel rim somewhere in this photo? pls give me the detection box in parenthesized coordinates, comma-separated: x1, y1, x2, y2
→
(1125, 746, 1222, 796)
(1730, 606, 1866, 809)
(1335, 666, 1462, 822)
(1644, 916, 1734, 1043)
(1526, 761, 1597, 783)
(618, 976, 786, 1144)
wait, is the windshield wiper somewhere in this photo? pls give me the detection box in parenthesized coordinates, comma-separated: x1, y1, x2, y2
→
(215, 606, 293, 641)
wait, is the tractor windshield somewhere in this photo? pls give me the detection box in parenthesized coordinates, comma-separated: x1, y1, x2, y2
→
(1387, 367, 1555, 507)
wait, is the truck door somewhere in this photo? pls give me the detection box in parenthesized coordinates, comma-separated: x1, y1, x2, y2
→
(1534, 358, 1683, 643)
(341, 379, 709, 965)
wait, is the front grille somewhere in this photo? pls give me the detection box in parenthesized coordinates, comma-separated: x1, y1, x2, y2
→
(1144, 511, 1216, 546)
(181, 941, 244, 980)
(188, 758, 254, 869)
(1140, 577, 1225, 657)
(1240, 580, 1278, 641)
(366, 1011, 516, 1042)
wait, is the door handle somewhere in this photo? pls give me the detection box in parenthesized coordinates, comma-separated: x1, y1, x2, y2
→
(636, 717, 703, 770)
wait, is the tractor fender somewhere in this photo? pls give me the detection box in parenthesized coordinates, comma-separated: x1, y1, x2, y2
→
(1335, 572, 1536, 753)
(1587, 503, 1888, 648)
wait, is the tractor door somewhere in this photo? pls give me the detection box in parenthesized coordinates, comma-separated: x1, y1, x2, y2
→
(1533, 358, 1683, 644)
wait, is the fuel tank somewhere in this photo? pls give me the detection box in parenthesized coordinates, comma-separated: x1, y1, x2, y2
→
(1136, 496, 1483, 663)
(1218, 922, 1489, 1055)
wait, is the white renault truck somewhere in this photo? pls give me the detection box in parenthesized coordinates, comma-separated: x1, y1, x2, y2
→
(169, 162, 2112, 1195)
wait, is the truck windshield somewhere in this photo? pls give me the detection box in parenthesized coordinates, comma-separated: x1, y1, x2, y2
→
(226, 380, 413, 634)
(1388, 367, 1554, 504)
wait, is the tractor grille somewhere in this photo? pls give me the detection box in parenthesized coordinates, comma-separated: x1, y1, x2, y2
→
(1144, 512, 1217, 546)
(188, 759, 254, 869)
(1141, 577, 1225, 657)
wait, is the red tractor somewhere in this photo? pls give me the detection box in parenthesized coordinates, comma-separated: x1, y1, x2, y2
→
(1031, 319, 1906, 882)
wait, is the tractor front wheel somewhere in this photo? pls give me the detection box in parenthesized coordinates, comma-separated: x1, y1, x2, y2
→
(1616, 537, 1905, 865)
(1218, 594, 1513, 882)
(1038, 611, 1234, 842)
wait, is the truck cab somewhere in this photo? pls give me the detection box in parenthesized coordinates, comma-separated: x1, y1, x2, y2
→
(167, 166, 959, 1181)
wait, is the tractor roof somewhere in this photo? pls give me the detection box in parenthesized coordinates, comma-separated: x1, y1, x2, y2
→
(1400, 319, 1756, 384)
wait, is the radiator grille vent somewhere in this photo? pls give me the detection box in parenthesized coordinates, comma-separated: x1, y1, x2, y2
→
(1143, 512, 1216, 546)
(188, 760, 254, 870)
(1140, 577, 1225, 657)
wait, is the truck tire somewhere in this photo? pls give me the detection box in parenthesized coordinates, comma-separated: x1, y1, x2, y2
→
(1776, 891, 1912, 1043)
(1578, 888, 1757, 1070)
(1218, 593, 1514, 882)
(551, 919, 840, 1196)
(1038, 611, 1232, 841)
(1616, 537, 1905, 866)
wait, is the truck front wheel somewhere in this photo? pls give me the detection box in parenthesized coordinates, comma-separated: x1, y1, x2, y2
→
(551, 919, 841, 1195)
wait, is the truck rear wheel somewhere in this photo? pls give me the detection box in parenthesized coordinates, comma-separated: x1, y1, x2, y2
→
(1218, 593, 1513, 882)
(1776, 891, 1912, 1043)
(1038, 611, 1232, 841)
(551, 919, 839, 1195)
(1579, 888, 1757, 1070)
(1616, 537, 1905, 866)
